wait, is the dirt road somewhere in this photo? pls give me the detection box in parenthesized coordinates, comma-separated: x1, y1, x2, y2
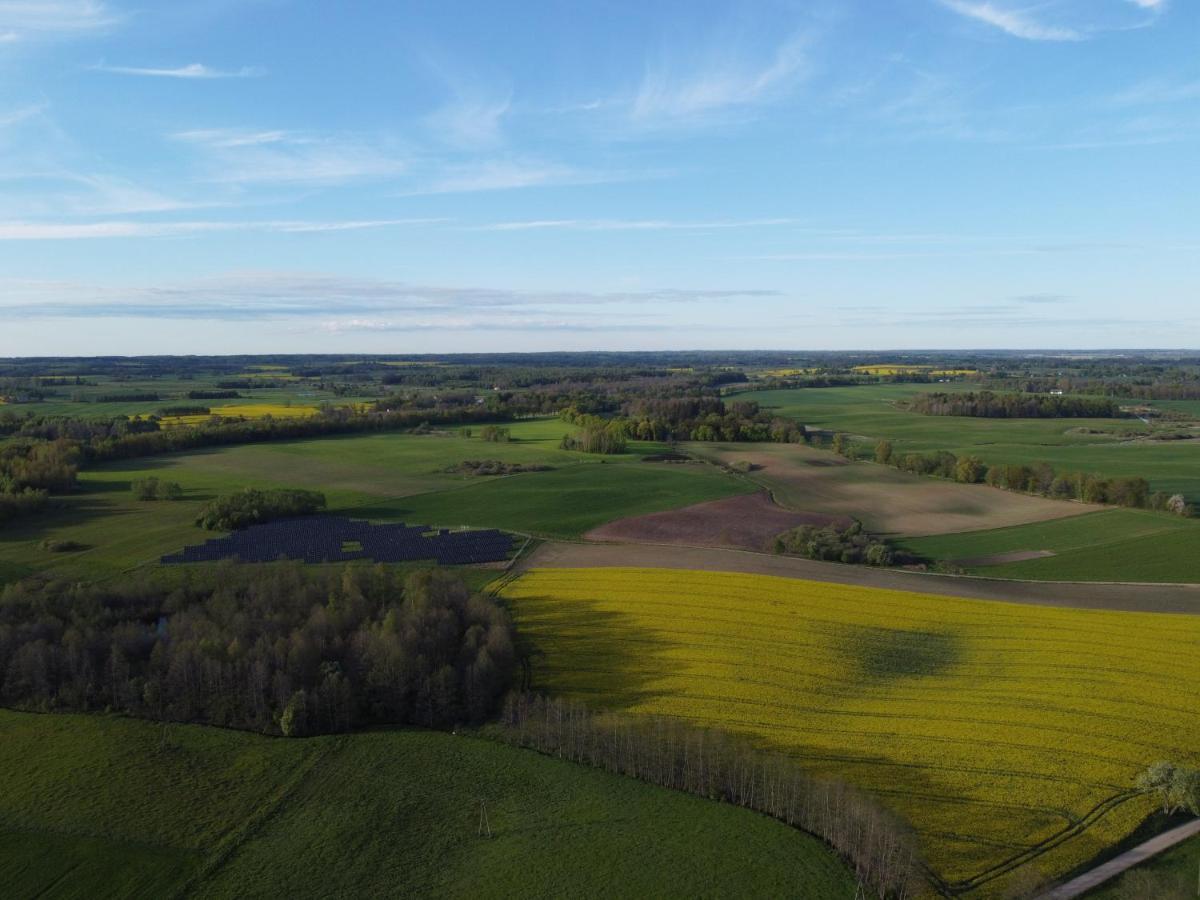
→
(521, 541, 1200, 613)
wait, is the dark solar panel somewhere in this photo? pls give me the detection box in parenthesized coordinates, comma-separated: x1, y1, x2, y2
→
(161, 516, 514, 566)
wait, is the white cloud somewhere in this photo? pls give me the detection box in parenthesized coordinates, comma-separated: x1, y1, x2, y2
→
(0, 218, 440, 240)
(93, 62, 265, 79)
(632, 31, 810, 121)
(0, 1, 116, 40)
(0, 272, 780, 321)
(477, 217, 799, 232)
(1127, 0, 1165, 8)
(415, 158, 612, 194)
(426, 95, 511, 149)
(172, 128, 407, 185)
(937, 1, 1082, 41)
(1111, 78, 1200, 106)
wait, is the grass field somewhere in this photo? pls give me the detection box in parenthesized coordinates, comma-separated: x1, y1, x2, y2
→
(1087, 832, 1200, 898)
(736, 385, 1200, 500)
(0, 419, 749, 582)
(0, 710, 854, 899)
(901, 509, 1200, 582)
(500, 567, 1200, 896)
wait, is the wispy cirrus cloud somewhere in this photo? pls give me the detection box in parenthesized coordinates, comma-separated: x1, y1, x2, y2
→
(172, 128, 407, 185)
(632, 30, 811, 123)
(92, 62, 265, 79)
(412, 158, 619, 194)
(476, 217, 799, 232)
(0, 273, 782, 324)
(0, 0, 117, 40)
(0, 218, 441, 240)
(937, 1, 1082, 41)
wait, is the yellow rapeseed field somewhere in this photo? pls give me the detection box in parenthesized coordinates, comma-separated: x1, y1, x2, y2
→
(159, 403, 318, 426)
(500, 567, 1200, 895)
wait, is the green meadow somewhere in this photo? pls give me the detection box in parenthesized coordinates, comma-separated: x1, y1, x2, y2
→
(0, 710, 854, 899)
(0, 418, 749, 582)
(739, 385, 1200, 500)
(902, 508, 1200, 582)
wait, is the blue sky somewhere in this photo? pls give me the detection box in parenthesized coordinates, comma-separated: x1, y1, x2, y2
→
(0, 0, 1196, 355)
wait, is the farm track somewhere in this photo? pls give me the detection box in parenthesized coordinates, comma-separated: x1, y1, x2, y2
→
(523, 541, 1200, 613)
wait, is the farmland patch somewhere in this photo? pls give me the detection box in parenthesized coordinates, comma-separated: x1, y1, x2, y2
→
(501, 567, 1200, 894)
(584, 491, 851, 552)
(689, 442, 1096, 537)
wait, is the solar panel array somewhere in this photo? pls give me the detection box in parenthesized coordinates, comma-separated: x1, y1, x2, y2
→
(161, 515, 514, 566)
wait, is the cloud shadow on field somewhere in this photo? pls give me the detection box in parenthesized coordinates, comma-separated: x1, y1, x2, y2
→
(836, 624, 964, 684)
(509, 593, 677, 710)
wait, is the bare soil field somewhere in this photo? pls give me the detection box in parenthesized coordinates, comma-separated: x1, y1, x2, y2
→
(584, 491, 851, 552)
(522, 541, 1200, 613)
(688, 442, 1099, 537)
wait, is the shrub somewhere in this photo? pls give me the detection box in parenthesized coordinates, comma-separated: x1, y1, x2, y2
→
(774, 522, 902, 566)
(132, 478, 183, 501)
(479, 425, 511, 443)
(39, 539, 86, 552)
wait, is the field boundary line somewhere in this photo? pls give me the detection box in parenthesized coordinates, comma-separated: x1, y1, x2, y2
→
(557, 536, 1200, 590)
(1035, 817, 1200, 900)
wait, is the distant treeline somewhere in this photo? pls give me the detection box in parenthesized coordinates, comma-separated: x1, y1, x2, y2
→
(560, 397, 809, 445)
(859, 439, 1191, 514)
(999, 376, 1200, 401)
(905, 391, 1120, 419)
(497, 693, 921, 899)
(0, 565, 516, 735)
(157, 405, 210, 417)
(186, 389, 241, 400)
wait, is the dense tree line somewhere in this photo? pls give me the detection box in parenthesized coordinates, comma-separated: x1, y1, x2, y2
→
(905, 391, 1120, 418)
(774, 522, 905, 566)
(0, 565, 516, 735)
(0, 439, 79, 527)
(186, 389, 241, 400)
(496, 693, 921, 899)
(847, 436, 1192, 515)
(445, 460, 552, 476)
(195, 488, 327, 530)
(557, 397, 808, 445)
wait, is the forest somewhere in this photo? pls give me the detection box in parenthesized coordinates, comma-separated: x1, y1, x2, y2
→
(0, 564, 516, 735)
(905, 391, 1121, 418)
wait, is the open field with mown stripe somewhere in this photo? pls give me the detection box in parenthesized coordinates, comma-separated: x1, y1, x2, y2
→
(0, 710, 852, 899)
(901, 509, 1200, 583)
(0, 419, 749, 582)
(688, 441, 1096, 537)
(735, 385, 1200, 501)
(500, 567, 1200, 895)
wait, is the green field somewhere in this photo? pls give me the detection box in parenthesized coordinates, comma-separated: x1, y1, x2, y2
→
(0, 419, 749, 582)
(0, 710, 854, 899)
(737, 385, 1200, 500)
(902, 509, 1200, 582)
(1088, 832, 1200, 898)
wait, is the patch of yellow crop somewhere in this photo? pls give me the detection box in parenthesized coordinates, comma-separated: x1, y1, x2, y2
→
(501, 568, 1200, 896)
(160, 403, 318, 426)
(763, 367, 816, 377)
